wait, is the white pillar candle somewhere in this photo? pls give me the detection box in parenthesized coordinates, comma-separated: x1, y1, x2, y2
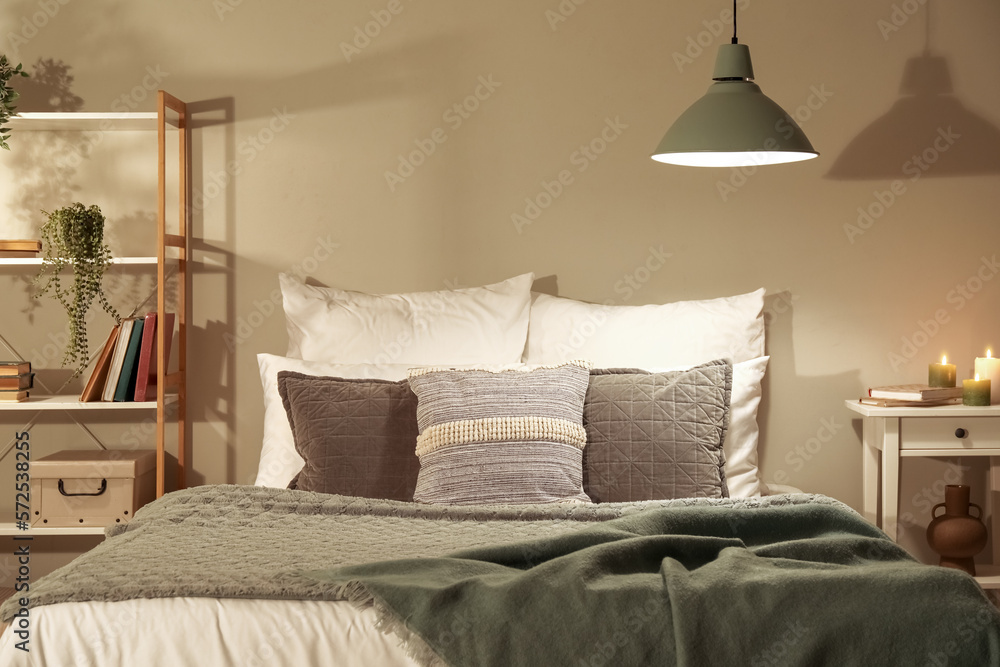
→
(974, 350, 1000, 405)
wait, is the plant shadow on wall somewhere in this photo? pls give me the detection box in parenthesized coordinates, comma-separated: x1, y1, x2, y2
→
(826, 4, 1000, 180)
(10, 60, 154, 327)
(5, 59, 84, 238)
(8, 58, 90, 335)
(16, 57, 83, 114)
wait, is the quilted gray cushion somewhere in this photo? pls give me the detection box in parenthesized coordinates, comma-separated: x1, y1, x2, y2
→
(583, 360, 732, 502)
(277, 371, 420, 501)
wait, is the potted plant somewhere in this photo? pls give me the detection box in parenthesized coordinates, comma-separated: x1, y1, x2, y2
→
(0, 55, 28, 150)
(33, 203, 120, 377)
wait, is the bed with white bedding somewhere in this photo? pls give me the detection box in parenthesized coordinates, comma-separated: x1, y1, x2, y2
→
(2, 485, 999, 666)
(3, 276, 998, 665)
(0, 599, 416, 666)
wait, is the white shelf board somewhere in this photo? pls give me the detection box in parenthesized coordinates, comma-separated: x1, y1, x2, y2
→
(0, 256, 157, 266)
(0, 518, 106, 537)
(974, 564, 1000, 589)
(9, 112, 157, 131)
(0, 395, 175, 411)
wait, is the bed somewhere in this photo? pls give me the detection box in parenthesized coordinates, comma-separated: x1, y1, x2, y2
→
(2, 275, 999, 666)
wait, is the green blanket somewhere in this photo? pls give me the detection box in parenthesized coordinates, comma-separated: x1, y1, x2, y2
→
(306, 502, 1000, 667)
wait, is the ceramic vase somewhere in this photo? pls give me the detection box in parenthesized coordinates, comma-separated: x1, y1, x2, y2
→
(926, 484, 988, 576)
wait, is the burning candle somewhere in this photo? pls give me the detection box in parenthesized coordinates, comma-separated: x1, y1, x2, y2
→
(974, 350, 1000, 405)
(929, 355, 957, 388)
(963, 373, 991, 406)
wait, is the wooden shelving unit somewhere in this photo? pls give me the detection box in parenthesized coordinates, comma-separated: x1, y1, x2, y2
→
(0, 92, 190, 535)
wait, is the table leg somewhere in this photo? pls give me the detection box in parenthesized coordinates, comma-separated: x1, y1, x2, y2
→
(881, 418, 900, 541)
(861, 416, 879, 526)
(991, 457, 1000, 566)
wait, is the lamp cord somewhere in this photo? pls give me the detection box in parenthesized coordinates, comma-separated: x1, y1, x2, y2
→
(732, 0, 738, 44)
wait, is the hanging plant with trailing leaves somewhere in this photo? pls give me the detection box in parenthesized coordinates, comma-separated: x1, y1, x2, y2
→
(33, 203, 120, 377)
(0, 54, 28, 150)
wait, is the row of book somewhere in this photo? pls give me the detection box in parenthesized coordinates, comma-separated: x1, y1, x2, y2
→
(80, 312, 175, 402)
(859, 384, 963, 407)
(0, 362, 34, 402)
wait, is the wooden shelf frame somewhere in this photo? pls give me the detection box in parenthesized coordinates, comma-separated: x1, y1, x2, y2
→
(157, 91, 189, 498)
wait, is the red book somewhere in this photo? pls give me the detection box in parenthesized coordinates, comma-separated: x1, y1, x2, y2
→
(133, 312, 175, 402)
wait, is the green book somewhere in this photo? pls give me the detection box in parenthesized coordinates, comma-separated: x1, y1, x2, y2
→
(114, 318, 145, 402)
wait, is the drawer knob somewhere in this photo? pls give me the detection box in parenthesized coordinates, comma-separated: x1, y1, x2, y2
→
(955, 428, 968, 439)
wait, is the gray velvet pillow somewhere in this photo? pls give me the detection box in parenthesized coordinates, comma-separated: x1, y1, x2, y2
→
(277, 371, 420, 501)
(583, 360, 732, 502)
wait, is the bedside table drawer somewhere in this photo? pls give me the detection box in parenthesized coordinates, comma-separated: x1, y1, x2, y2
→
(899, 417, 1000, 451)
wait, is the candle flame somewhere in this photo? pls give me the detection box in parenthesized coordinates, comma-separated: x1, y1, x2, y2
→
(942, 355, 947, 364)
(976, 373, 981, 381)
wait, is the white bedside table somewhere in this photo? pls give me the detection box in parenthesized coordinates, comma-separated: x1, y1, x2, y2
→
(844, 401, 1000, 587)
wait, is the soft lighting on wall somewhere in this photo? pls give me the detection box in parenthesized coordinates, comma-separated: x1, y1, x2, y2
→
(651, 1, 818, 168)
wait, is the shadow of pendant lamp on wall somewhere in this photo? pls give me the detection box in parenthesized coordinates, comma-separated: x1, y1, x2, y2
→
(651, 0, 818, 167)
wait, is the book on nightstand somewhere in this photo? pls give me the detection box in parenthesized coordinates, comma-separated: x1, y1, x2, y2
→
(859, 396, 963, 408)
(0, 390, 29, 402)
(868, 384, 964, 402)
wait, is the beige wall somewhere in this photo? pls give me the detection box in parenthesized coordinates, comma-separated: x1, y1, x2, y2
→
(0, 0, 999, 568)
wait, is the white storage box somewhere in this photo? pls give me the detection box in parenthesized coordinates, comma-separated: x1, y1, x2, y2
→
(31, 449, 156, 527)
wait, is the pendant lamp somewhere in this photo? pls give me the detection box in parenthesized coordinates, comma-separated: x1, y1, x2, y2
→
(651, 1, 818, 167)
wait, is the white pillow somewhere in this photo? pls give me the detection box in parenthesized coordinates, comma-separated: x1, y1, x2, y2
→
(524, 289, 765, 366)
(523, 289, 768, 497)
(722, 356, 769, 497)
(254, 354, 414, 488)
(280, 273, 534, 364)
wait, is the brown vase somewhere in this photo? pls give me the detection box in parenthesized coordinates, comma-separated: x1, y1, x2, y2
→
(926, 485, 988, 576)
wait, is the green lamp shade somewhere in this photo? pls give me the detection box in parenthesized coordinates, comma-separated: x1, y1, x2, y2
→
(652, 44, 818, 167)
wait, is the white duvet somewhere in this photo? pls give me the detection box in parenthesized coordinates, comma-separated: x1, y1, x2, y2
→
(0, 597, 417, 667)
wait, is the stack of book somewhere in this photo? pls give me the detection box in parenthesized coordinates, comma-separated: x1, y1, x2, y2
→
(860, 384, 964, 407)
(80, 312, 175, 402)
(0, 362, 33, 402)
(0, 239, 41, 258)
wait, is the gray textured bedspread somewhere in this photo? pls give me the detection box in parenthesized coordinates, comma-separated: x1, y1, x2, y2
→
(3, 484, 998, 667)
(0, 484, 836, 621)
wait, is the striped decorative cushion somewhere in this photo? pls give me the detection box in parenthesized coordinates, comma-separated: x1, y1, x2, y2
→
(407, 362, 592, 505)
